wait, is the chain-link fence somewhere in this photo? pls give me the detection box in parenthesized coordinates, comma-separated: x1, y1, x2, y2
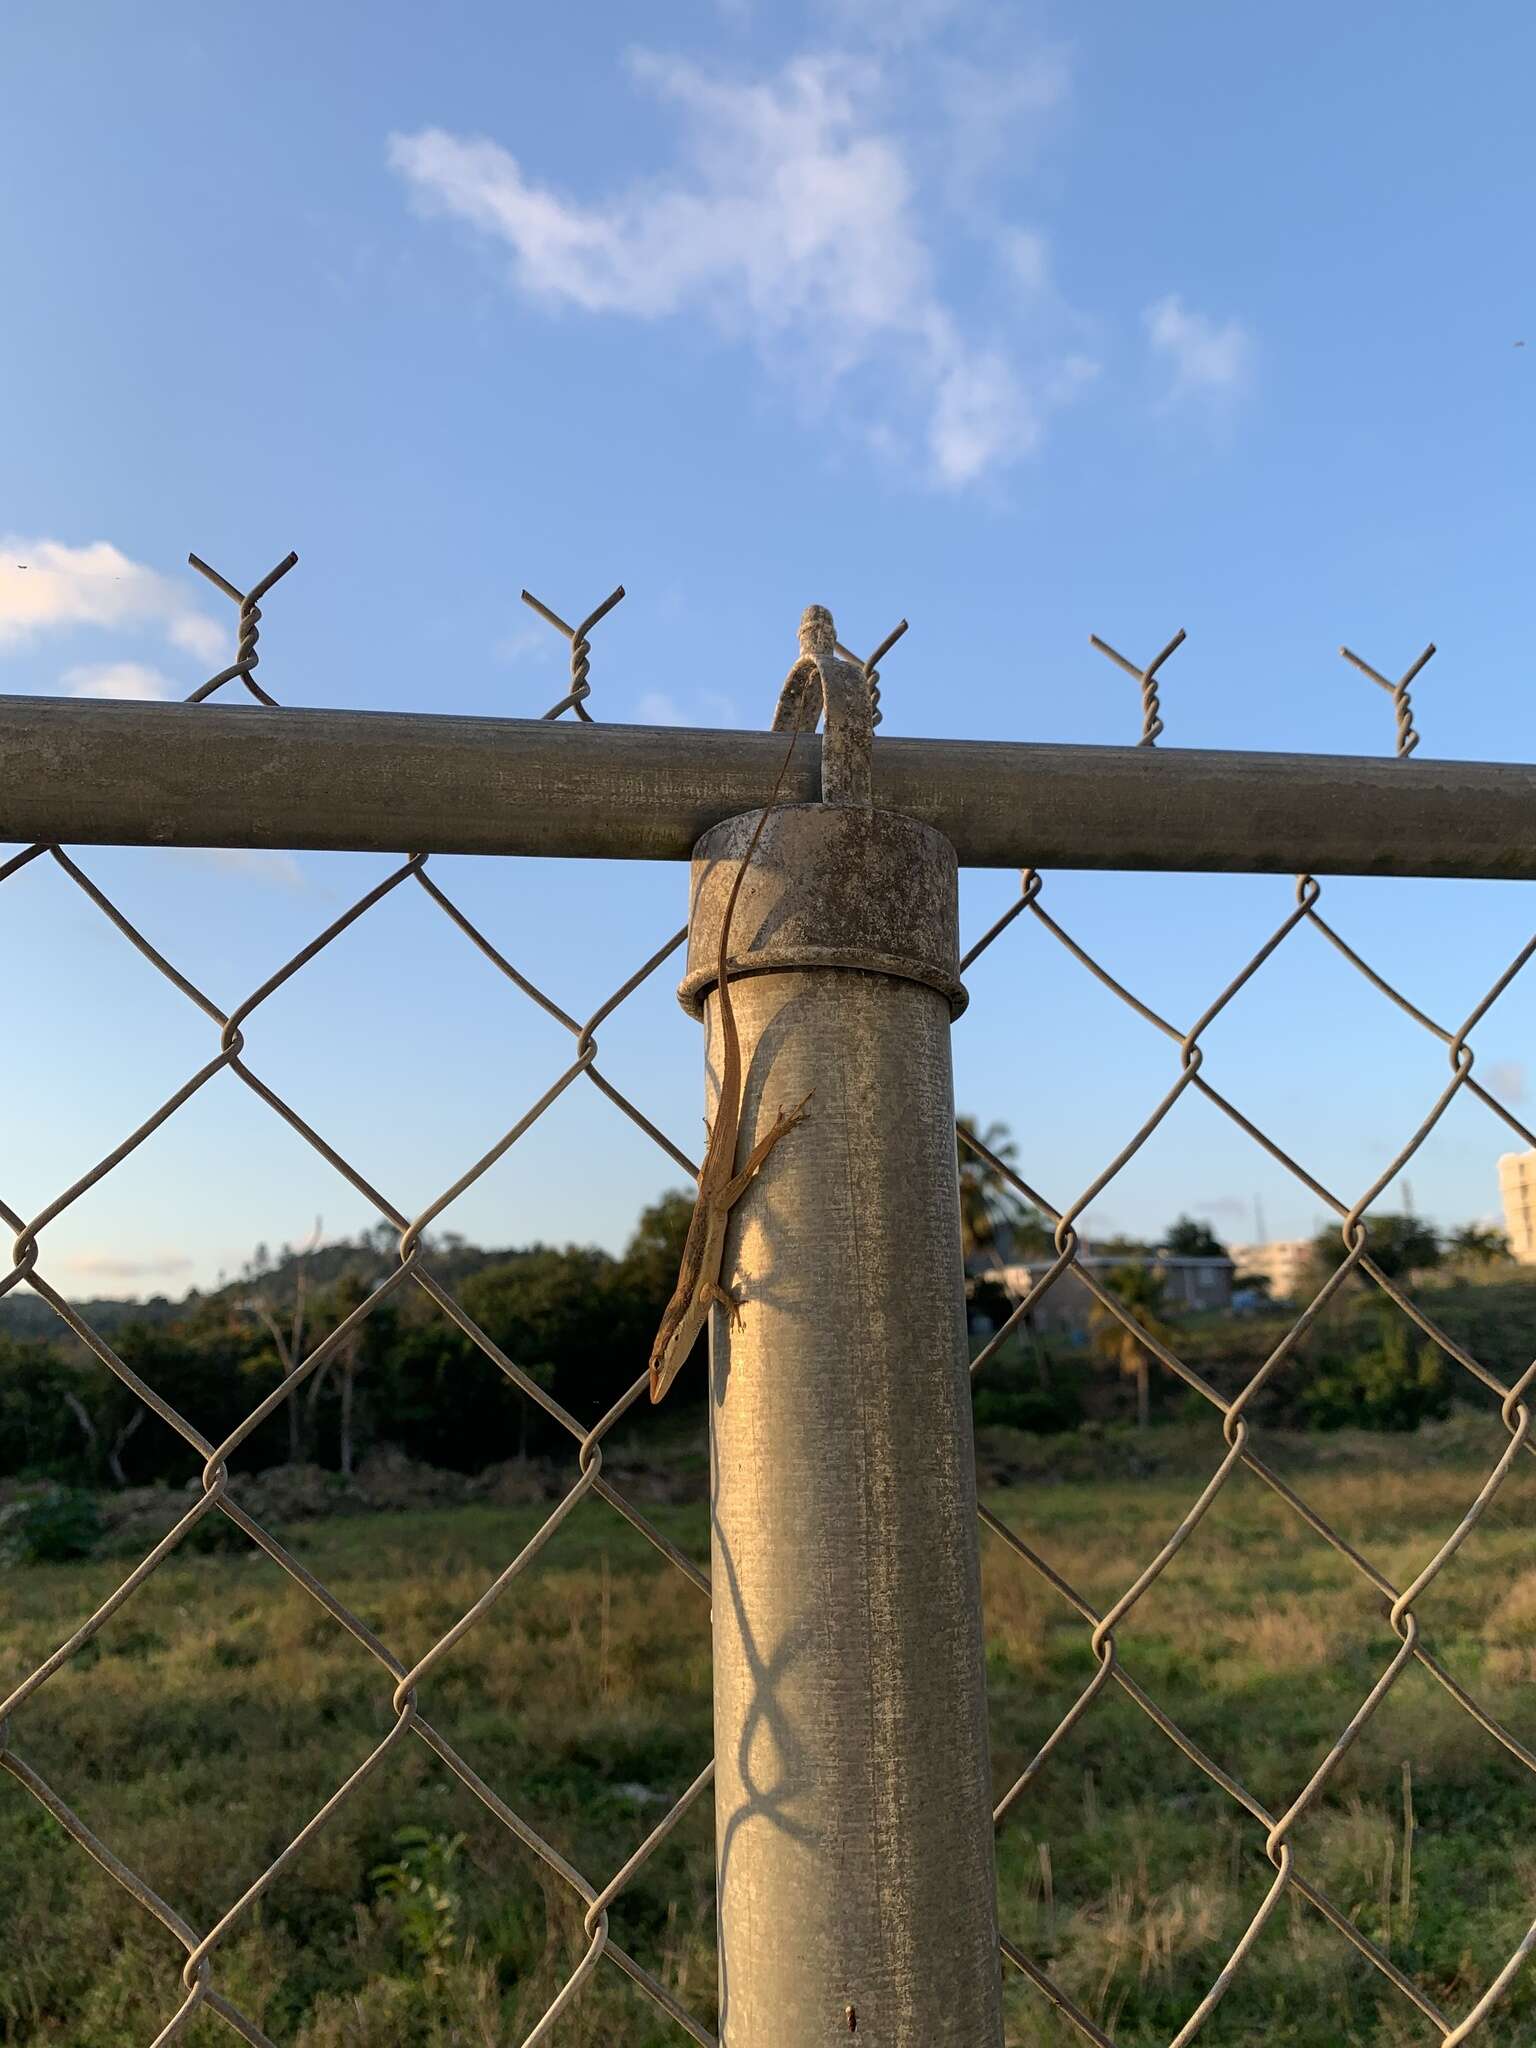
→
(961, 628, 1536, 2047)
(2, 555, 1535, 2044)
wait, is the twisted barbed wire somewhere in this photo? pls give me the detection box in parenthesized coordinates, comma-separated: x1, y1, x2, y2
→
(185, 551, 299, 705)
(521, 582, 626, 721)
(1340, 639, 1437, 758)
(1089, 626, 1186, 746)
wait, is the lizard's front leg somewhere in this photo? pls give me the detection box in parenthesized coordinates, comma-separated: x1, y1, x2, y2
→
(702, 1280, 745, 1327)
(721, 1091, 814, 1206)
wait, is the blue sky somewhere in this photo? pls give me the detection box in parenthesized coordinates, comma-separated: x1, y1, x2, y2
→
(2, 1, 1534, 1293)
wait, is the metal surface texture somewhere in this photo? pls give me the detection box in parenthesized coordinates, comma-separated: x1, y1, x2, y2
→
(9, 692, 1536, 876)
(689, 802, 1003, 2046)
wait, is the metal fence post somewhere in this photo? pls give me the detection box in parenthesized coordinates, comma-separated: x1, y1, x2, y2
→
(679, 622, 1003, 2044)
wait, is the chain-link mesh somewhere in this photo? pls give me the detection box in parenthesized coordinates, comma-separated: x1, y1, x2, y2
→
(4, 572, 1535, 2043)
(1, 560, 717, 2046)
(963, 635, 1536, 2043)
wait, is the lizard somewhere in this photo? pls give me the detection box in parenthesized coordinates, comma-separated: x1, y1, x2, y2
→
(648, 725, 812, 1402)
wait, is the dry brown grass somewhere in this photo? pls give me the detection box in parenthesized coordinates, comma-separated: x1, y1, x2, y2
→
(2, 1426, 1535, 2044)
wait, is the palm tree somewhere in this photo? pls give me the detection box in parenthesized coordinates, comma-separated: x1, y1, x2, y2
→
(1087, 1263, 1171, 1429)
(956, 1116, 1053, 1267)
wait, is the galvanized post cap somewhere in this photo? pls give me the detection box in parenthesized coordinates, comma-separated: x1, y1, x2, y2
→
(679, 801, 968, 1019)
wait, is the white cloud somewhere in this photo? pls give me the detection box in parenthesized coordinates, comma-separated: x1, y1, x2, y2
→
(62, 660, 177, 701)
(0, 539, 223, 662)
(1000, 227, 1051, 292)
(167, 614, 226, 660)
(1485, 1058, 1528, 1105)
(1144, 294, 1253, 403)
(495, 622, 560, 666)
(169, 848, 307, 890)
(699, 688, 741, 725)
(389, 51, 1091, 487)
(636, 686, 742, 727)
(57, 1250, 195, 1284)
(934, 51, 1071, 186)
(929, 347, 1042, 484)
(817, 0, 963, 46)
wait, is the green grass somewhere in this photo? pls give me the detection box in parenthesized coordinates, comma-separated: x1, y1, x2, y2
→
(3, 1423, 1536, 2044)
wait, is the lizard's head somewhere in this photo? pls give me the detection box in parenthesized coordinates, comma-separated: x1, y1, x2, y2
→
(648, 1306, 688, 1403)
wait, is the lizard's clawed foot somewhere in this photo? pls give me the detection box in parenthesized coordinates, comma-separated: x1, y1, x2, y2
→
(705, 1282, 746, 1327)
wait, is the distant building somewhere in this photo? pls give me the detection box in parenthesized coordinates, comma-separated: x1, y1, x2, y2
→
(979, 1250, 1233, 1335)
(1498, 1152, 1536, 1263)
(1227, 1239, 1315, 1302)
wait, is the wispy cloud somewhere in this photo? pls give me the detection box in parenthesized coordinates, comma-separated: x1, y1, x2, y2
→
(999, 228, 1051, 292)
(634, 686, 742, 728)
(1144, 294, 1253, 405)
(495, 621, 560, 666)
(817, 0, 962, 47)
(0, 539, 223, 663)
(636, 689, 683, 725)
(168, 848, 307, 890)
(62, 660, 177, 702)
(56, 1250, 195, 1284)
(1485, 1058, 1528, 1105)
(700, 688, 741, 725)
(933, 49, 1071, 185)
(389, 50, 1092, 487)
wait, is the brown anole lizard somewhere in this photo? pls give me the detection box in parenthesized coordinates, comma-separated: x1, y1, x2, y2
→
(648, 729, 811, 1402)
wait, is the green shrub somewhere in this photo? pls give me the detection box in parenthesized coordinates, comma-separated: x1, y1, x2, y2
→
(369, 1826, 467, 1977)
(1301, 1305, 1451, 1432)
(972, 1378, 1084, 1433)
(4, 1487, 103, 1563)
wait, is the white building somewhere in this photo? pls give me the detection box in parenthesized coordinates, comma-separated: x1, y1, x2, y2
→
(1227, 1239, 1315, 1302)
(980, 1251, 1233, 1334)
(1498, 1152, 1536, 1263)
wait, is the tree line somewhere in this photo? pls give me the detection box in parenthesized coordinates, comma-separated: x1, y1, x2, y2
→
(0, 1195, 698, 1489)
(955, 1116, 1522, 1434)
(1, 1117, 1522, 1488)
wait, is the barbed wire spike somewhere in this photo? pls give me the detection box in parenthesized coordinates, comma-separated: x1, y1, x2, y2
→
(184, 550, 299, 708)
(1089, 626, 1186, 747)
(1340, 640, 1437, 759)
(521, 583, 626, 723)
(834, 617, 908, 729)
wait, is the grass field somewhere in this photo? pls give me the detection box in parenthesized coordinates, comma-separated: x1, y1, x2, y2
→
(2, 1421, 1535, 2045)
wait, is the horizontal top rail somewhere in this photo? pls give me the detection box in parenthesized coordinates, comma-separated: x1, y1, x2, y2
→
(2, 694, 1533, 878)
